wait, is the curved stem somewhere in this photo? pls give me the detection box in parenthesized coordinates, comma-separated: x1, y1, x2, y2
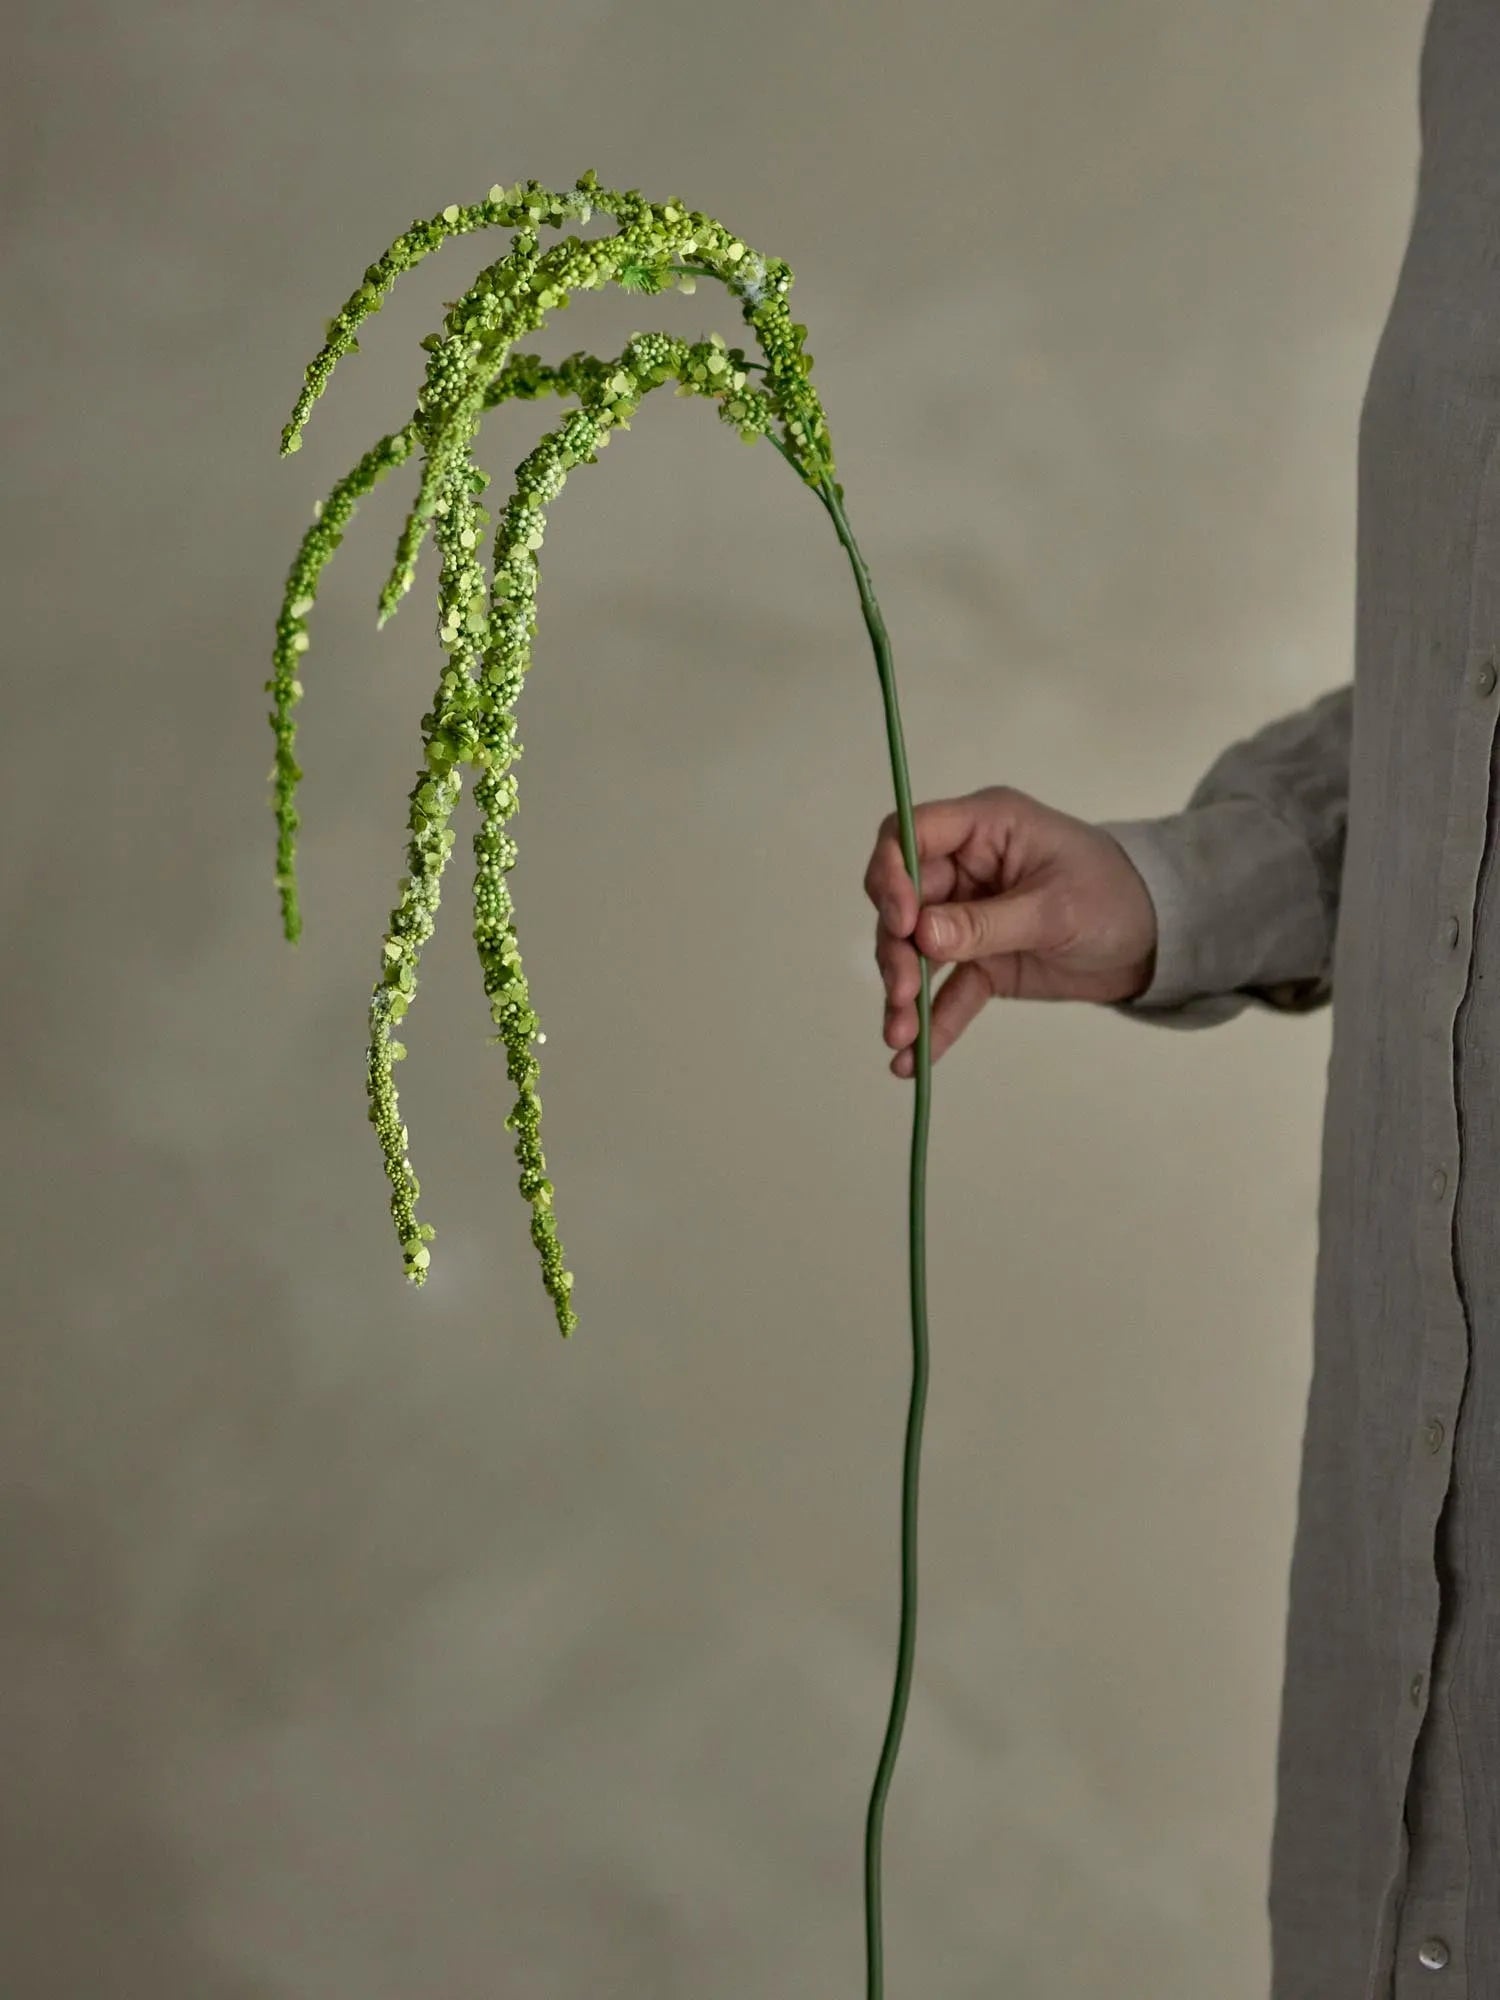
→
(814, 472, 932, 2000)
(749, 283, 932, 1998)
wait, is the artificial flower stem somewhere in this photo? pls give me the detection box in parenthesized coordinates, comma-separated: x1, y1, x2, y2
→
(813, 469, 934, 2000)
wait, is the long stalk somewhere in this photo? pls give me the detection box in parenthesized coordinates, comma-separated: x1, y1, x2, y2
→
(769, 439, 935, 1998)
(818, 472, 933, 2000)
(687, 286, 937, 2000)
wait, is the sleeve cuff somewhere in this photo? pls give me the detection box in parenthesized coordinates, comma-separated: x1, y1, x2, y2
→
(1095, 798, 1334, 1028)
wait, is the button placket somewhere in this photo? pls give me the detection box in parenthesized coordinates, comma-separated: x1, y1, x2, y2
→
(1394, 642, 1496, 1998)
(1376, 438, 1500, 2000)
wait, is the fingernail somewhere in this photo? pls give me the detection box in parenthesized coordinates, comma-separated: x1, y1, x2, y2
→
(926, 914, 951, 948)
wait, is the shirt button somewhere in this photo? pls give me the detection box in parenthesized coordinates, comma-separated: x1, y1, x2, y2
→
(1447, 914, 1461, 948)
(1432, 1167, 1449, 1199)
(1426, 1418, 1446, 1452)
(1478, 659, 1497, 695)
(1411, 1671, 1425, 1704)
(1418, 1936, 1451, 1970)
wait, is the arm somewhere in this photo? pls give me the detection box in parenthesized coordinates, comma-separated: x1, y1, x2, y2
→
(1095, 680, 1352, 1030)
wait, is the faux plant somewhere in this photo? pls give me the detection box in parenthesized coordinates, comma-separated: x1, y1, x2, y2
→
(268, 170, 934, 1998)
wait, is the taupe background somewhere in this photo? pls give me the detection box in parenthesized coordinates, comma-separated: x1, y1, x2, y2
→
(0, 2, 1425, 1994)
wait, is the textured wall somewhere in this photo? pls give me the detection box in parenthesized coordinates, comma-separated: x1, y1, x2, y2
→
(2, 2, 1422, 1994)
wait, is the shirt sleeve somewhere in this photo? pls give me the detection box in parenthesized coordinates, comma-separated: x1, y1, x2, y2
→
(1093, 680, 1352, 1031)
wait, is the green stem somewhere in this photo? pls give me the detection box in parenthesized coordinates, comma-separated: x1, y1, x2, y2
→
(814, 472, 932, 2000)
(741, 268, 930, 1997)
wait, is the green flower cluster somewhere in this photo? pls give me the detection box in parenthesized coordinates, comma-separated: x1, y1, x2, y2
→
(269, 173, 839, 1334)
(270, 171, 936, 2000)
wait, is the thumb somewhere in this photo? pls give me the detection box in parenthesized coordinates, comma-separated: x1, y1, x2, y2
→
(921, 886, 1051, 963)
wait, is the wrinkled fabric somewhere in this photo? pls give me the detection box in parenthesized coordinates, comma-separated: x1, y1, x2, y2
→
(1094, 3, 1500, 1992)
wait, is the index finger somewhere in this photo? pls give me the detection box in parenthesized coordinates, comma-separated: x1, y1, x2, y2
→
(863, 799, 978, 928)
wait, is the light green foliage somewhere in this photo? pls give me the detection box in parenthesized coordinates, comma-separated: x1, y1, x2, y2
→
(269, 174, 840, 1335)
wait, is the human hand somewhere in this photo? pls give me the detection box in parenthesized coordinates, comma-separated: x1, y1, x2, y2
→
(865, 785, 1159, 1076)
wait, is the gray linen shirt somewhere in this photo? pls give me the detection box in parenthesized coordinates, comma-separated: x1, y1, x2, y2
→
(1094, 4, 1500, 1992)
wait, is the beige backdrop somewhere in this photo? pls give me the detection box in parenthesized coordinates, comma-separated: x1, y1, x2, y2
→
(1, 2, 1426, 1994)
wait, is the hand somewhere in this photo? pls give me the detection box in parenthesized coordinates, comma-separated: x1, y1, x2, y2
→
(864, 784, 1159, 1076)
